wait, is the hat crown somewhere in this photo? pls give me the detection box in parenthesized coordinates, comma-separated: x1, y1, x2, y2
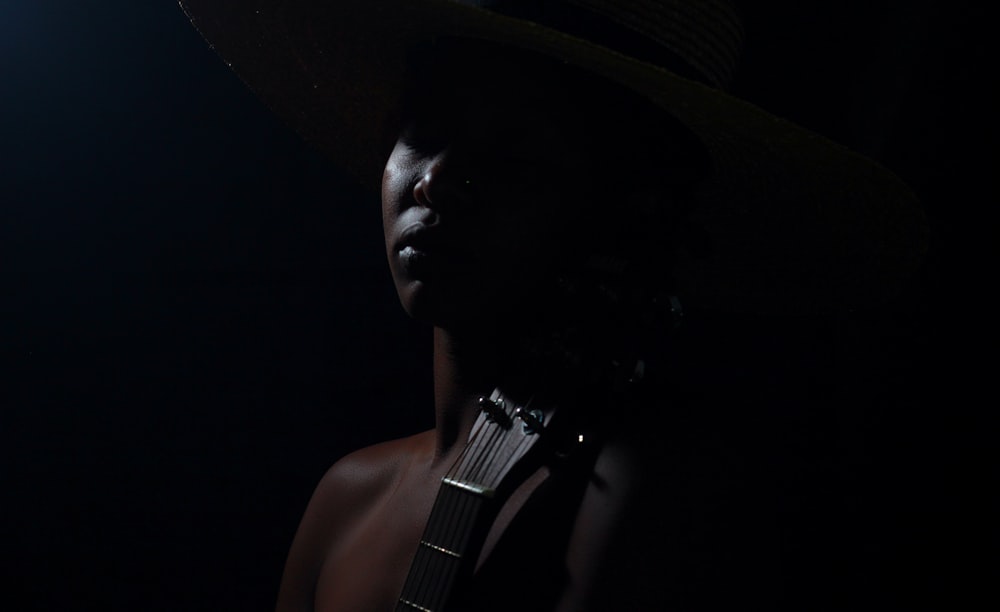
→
(458, 0, 744, 88)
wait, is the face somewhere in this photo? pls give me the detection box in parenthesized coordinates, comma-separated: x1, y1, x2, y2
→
(381, 40, 696, 333)
(382, 47, 591, 330)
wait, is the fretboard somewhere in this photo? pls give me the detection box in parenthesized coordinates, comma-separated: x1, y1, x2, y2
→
(395, 389, 550, 612)
(395, 477, 490, 612)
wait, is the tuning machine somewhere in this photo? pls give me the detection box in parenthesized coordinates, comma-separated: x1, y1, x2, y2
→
(478, 395, 512, 428)
(513, 407, 545, 435)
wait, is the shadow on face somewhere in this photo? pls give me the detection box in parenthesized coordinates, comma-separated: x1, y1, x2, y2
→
(381, 36, 711, 341)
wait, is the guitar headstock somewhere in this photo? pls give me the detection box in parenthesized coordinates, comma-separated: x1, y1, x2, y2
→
(442, 389, 556, 498)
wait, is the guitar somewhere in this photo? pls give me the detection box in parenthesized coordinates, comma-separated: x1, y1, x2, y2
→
(394, 388, 561, 612)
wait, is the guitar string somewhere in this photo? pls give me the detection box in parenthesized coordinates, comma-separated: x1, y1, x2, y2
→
(425, 425, 535, 611)
(479, 399, 540, 495)
(404, 395, 547, 610)
(405, 410, 497, 608)
(427, 415, 504, 607)
(411, 405, 509, 608)
(432, 488, 473, 610)
(437, 401, 539, 607)
(424, 434, 484, 608)
(401, 417, 487, 609)
(402, 482, 440, 609)
(413, 425, 487, 608)
(411, 424, 491, 608)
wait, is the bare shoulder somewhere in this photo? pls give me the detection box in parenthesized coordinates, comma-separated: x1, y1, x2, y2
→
(315, 430, 434, 509)
(275, 430, 434, 612)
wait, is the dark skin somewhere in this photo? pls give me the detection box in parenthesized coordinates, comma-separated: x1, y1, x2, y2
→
(275, 42, 693, 612)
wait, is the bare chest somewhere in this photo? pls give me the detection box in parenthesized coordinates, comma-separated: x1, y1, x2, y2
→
(309, 408, 632, 611)
(313, 475, 437, 612)
(310, 464, 608, 612)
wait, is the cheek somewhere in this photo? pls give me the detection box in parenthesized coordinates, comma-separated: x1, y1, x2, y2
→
(463, 213, 573, 297)
(381, 144, 413, 228)
(482, 182, 594, 260)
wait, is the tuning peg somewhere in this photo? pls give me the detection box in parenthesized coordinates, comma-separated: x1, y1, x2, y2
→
(513, 407, 544, 435)
(478, 396, 510, 427)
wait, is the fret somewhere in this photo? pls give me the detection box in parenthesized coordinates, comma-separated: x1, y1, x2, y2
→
(441, 477, 494, 498)
(420, 540, 462, 559)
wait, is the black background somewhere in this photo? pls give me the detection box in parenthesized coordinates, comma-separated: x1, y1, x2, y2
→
(1, 1, 992, 610)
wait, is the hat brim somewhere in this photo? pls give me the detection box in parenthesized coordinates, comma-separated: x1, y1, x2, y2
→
(179, 0, 927, 313)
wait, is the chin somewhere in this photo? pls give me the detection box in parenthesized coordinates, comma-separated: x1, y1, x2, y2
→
(396, 279, 458, 327)
(396, 279, 512, 333)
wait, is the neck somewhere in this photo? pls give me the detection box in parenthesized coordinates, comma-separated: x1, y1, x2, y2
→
(428, 302, 647, 459)
(430, 326, 539, 459)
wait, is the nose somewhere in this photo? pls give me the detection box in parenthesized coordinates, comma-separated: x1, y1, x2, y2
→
(412, 152, 473, 210)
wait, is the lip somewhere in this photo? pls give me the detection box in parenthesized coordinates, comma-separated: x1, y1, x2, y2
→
(392, 221, 476, 279)
(394, 222, 452, 255)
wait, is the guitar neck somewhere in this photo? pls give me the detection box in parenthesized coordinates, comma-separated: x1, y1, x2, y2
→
(395, 477, 491, 612)
(395, 389, 552, 612)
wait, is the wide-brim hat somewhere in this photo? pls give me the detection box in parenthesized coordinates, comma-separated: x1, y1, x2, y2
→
(178, 0, 927, 313)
